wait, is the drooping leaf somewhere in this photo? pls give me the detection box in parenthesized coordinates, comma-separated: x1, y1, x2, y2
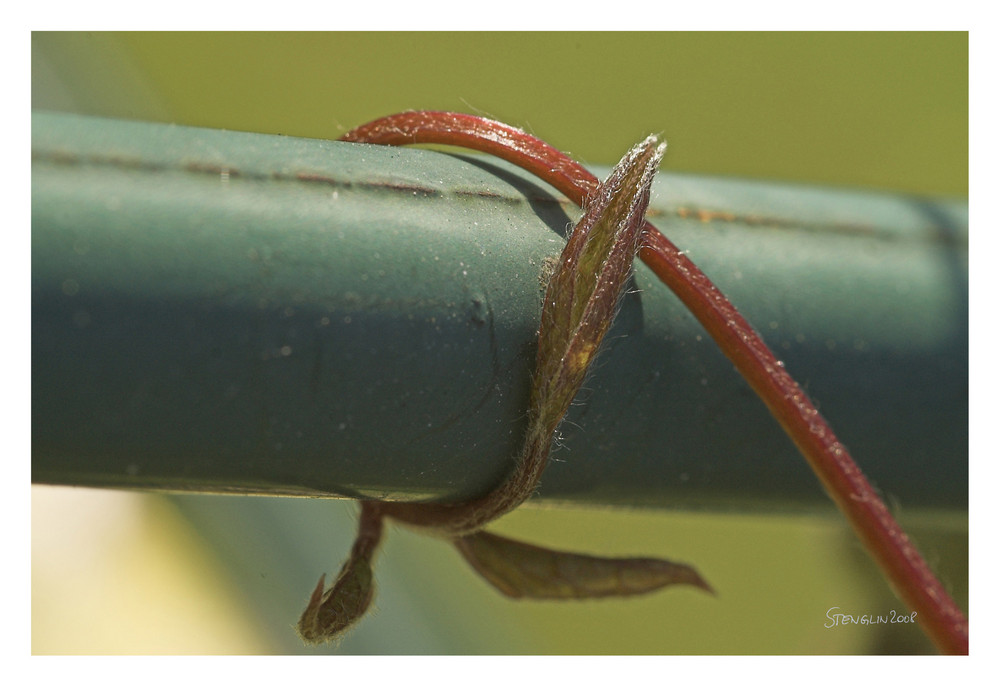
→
(454, 529, 713, 600)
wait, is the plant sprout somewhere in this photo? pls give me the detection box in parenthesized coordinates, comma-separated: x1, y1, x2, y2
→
(297, 111, 967, 655)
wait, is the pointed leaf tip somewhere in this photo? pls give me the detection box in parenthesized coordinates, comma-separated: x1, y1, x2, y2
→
(532, 134, 667, 431)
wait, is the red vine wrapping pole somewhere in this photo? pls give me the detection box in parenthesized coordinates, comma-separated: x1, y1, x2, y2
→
(300, 133, 713, 643)
(339, 111, 968, 654)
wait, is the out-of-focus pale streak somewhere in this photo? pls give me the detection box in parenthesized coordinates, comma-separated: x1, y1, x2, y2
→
(31, 485, 270, 654)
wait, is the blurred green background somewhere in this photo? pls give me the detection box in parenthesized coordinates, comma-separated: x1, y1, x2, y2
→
(31, 31, 967, 654)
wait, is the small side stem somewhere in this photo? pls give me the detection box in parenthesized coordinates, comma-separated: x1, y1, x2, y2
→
(340, 111, 968, 654)
(297, 501, 385, 643)
(379, 427, 553, 535)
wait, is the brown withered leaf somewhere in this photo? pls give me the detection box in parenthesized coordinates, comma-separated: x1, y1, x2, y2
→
(453, 529, 714, 600)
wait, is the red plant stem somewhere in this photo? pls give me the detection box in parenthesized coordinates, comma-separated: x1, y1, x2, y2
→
(339, 111, 968, 654)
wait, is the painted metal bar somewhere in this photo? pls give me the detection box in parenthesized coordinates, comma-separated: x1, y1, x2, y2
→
(31, 111, 968, 511)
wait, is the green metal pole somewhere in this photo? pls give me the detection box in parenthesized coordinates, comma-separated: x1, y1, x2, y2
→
(32, 111, 967, 511)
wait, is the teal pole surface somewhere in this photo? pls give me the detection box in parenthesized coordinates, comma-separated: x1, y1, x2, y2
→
(32, 111, 967, 511)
